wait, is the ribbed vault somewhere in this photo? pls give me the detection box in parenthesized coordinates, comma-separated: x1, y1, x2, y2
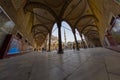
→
(23, 0, 100, 47)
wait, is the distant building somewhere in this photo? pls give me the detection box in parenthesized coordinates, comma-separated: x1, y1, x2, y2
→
(50, 35, 58, 50)
(67, 41, 74, 49)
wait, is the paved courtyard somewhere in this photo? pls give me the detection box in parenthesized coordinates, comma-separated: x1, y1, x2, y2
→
(0, 48, 120, 80)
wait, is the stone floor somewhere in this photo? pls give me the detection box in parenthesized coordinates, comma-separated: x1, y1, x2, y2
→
(107, 46, 120, 53)
(0, 48, 120, 80)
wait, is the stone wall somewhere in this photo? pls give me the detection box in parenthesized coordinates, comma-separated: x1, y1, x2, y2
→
(0, 0, 34, 47)
(88, 0, 120, 46)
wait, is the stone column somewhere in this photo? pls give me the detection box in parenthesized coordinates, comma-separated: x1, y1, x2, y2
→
(57, 21, 63, 54)
(48, 32, 51, 52)
(84, 36, 89, 48)
(73, 29, 79, 51)
(45, 39, 47, 51)
(80, 34, 85, 48)
(83, 36, 88, 48)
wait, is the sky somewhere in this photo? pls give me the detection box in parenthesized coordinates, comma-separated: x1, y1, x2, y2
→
(52, 21, 81, 42)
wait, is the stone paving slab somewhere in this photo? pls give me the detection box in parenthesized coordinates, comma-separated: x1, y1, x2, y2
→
(0, 48, 120, 80)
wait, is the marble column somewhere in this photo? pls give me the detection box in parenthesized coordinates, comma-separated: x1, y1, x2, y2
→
(48, 32, 51, 52)
(73, 29, 79, 51)
(45, 39, 47, 51)
(85, 36, 89, 48)
(57, 21, 63, 54)
(80, 34, 85, 48)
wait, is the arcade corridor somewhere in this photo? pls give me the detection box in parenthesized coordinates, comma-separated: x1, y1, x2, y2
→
(0, 48, 120, 80)
(0, 0, 120, 80)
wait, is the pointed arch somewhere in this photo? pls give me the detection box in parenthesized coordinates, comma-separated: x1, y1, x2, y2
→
(74, 15, 99, 27)
(84, 30, 99, 36)
(81, 25, 99, 34)
(34, 32, 46, 39)
(31, 24, 50, 33)
(24, 1, 58, 20)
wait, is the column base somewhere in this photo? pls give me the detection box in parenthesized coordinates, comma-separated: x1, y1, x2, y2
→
(76, 48, 80, 51)
(57, 50, 64, 54)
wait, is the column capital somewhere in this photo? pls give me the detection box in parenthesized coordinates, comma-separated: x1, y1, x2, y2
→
(72, 29, 76, 34)
(57, 21, 61, 28)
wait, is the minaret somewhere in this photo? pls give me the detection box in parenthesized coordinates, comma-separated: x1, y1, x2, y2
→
(64, 29, 66, 45)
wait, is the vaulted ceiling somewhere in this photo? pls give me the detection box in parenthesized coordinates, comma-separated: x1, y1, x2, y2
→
(20, 0, 100, 45)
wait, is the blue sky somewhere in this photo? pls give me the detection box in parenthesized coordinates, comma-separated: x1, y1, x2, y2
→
(52, 21, 81, 42)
